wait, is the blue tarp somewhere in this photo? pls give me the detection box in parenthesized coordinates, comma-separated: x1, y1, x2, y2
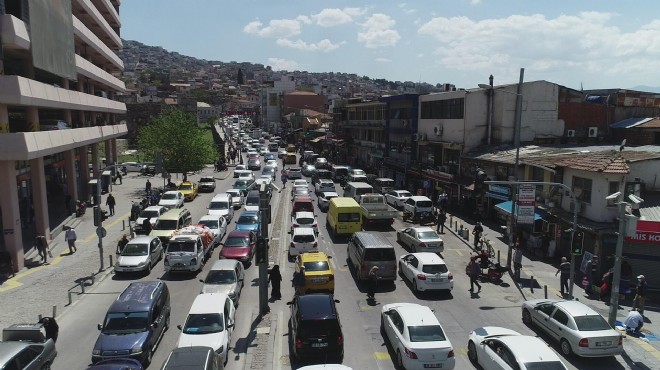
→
(494, 201, 542, 221)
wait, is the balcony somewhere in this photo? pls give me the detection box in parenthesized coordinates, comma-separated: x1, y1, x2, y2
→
(91, 0, 121, 28)
(73, 0, 122, 49)
(76, 55, 126, 92)
(0, 14, 31, 51)
(73, 15, 124, 71)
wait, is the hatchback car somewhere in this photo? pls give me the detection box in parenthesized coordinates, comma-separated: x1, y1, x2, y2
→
(220, 230, 257, 266)
(291, 211, 318, 235)
(115, 236, 164, 274)
(398, 253, 453, 293)
(200, 260, 244, 305)
(225, 189, 244, 209)
(288, 227, 319, 261)
(467, 326, 568, 370)
(385, 190, 413, 209)
(287, 167, 303, 179)
(315, 179, 335, 194)
(396, 227, 444, 253)
(381, 303, 455, 370)
(317, 191, 339, 212)
(302, 164, 317, 177)
(197, 215, 228, 247)
(177, 181, 199, 201)
(288, 294, 343, 361)
(159, 191, 185, 209)
(295, 251, 335, 294)
(521, 299, 623, 357)
(134, 206, 167, 235)
(247, 158, 261, 171)
(235, 211, 261, 234)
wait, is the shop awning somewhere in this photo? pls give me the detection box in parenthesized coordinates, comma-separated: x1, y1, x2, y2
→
(486, 191, 510, 201)
(495, 201, 543, 221)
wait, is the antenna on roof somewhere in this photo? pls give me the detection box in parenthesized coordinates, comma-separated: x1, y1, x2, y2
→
(619, 139, 626, 152)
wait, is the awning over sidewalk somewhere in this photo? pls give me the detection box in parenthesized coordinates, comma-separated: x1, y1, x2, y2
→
(495, 201, 542, 221)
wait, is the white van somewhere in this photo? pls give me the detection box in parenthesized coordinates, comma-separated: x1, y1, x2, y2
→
(208, 193, 234, 221)
(343, 182, 374, 202)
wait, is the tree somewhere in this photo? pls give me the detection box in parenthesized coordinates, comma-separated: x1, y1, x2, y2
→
(137, 108, 217, 175)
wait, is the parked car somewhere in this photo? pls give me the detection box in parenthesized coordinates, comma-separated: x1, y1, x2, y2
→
(295, 251, 334, 294)
(384, 190, 413, 209)
(318, 191, 339, 212)
(467, 326, 568, 370)
(200, 259, 245, 305)
(158, 191, 185, 209)
(220, 230, 257, 266)
(120, 162, 144, 173)
(381, 303, 455, 370)
(0, 323, 58, 370)
(287, 294, 343, 361)
(396, 227, 444, 253)
(160, 347, 222, 370)
(398, 253, 453, 293)
(521, 299, 624, 357)
(114, 236, 164, 274)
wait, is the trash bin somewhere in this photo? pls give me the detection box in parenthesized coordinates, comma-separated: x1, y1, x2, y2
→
(88, 179, 99, 205)
(101, 170, 112, 193)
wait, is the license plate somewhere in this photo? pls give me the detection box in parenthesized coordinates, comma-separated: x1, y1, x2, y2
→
(310, 278, 326, 284)
(424, 364, 442, 368)
(311, 342, 328, 348)
(596, 341, 611, 347)
(172, 265, 186, 270)
(431, 278, 444, 282)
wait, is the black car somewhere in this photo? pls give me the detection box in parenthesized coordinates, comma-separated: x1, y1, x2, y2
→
(287, 293, 343, 361)
(311, 169, 333, 185)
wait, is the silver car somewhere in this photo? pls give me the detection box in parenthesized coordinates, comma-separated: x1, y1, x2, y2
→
(114, 236, 164, 274)
(200, 260, 245, 306)
(0, 324, 57, 370)
(396, 227, 444, 253)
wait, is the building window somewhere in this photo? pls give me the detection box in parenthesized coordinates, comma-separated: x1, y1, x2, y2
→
(532, 166, 545, 182)
(571, 176, 593, 204)
(420, 98, 464, 119)
(607, 182, 619, 206)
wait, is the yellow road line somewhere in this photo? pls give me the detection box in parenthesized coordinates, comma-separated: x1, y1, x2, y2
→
(0, 254, 65, 292)
(373, 352, 390, 360)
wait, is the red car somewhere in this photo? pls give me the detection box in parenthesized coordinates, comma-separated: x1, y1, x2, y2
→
(220, 230, 256, 265)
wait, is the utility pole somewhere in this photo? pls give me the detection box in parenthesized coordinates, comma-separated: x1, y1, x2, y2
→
(257, 183, 271, 315)
(507, 68, 525, 267)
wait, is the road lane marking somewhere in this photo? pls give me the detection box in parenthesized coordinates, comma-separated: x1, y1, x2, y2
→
(0, 254, 65, 292)
(373, 352, 390, 360)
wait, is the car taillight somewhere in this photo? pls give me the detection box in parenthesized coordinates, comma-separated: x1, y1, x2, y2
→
(404, 347, 417, 359)
(448, 349, 455, 358)
(293, 224, 299, 227)
(618, 335, 623, 346)
(290, 243, 295, 248)
(295, 338, 302, 349)
(420, 242, 427, 248)
(338, 335, 343, 346)
(313, 242, 318, 248)
(578, 338, 589, 347)
(448, 273, 454, 280)
(417, 274, 427, 280)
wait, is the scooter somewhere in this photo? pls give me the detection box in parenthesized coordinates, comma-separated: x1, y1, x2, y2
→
(75, 200, 86, 217)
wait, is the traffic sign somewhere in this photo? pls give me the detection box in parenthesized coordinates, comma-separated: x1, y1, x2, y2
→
(96, 227, 107, 238)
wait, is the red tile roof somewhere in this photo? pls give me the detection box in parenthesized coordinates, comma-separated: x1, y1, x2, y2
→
(555, 151, 629, 173)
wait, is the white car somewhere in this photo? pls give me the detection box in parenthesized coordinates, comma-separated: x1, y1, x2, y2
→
(291, 211, 318, 235)
(350, 168, 365, 176)
(396, 227, 444, 253)
(398, 253, 454, 292)
(200, 259, 244, 305)
(288, 227, 318, 260)
(197, 214, 228, 247)
(315, 179, 335, 194)
(298, 366, 353, 370)
(233, 164, 248, 177)
(177, 293, 235, 365)
(521, 299, 623, 357)
(226, 189, 244, 209)
(292, 179, 309, 188)
(158, 191, 184, 209)
(278, 148, 287, 158)
(114, 236, 164, 274)
(287, 167, 303, 179)
(385, 190, 413, 209)
(467, 326, 568, 370)
(381, 303, 455, 370)
(120, 161, 144, 172)
(265, 159, 278, 169)
(318, 191, 338, 212)
(134, 206, 167, 234)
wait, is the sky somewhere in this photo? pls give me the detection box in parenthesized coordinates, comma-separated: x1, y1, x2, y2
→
(120, 0, 660, 91)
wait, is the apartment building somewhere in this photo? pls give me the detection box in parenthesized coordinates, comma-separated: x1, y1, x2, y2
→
(0, 0, 127, 271)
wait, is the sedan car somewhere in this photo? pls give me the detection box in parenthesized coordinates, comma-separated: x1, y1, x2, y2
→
(114, 236, 164, 274)
(134, 206, 167, 235)
(315, 179, 335, 194)
(314, 157, 329, 169)
(397, 227, 444, 253)
(291, 187, 311, 199)
(398, 253, 453, 292)
(291, 211, 318, 234)
(521, 299, 624, 357)
(0, 325, 57, 370)
(264, 159, 278, 169)
(264, 152, 277, 161)
(247, 158, 261, 170)
(295, 251, 335, 294)
(235, 211, 261, 234)
(200, 259, 244, 305)
(381, 303, 455, 370)
(318, 191, 339, 212)
(233, 164, 248, 178)
(177, 181, 198, 201)
(301, 164, 317, 177)
(120, 161, 144, 173)
(262, 166, 276, 180)
(220, 230, 257, 265)
(385, 190, 413, 209)
(226, 189, 244, 209)
(467, 326, 568, 370)
(158, 191, 185, 209)
(288, 227, 318, 260)
(197, 214, 227, 247)
(278, 148, 287, 158)
(287, 167, 303, 179)
(198, 176, 216, 192)
(232, 179, 254, 195)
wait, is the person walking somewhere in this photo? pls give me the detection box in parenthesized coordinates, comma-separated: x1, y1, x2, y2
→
(469, 257, 482, 293)
(38, 317, 59, 343)
(145, 179, 152, 195)
(106, 193, 116, 216)
(293, 266, 306, 296)
(268, 265, 282, 299)
(116, 234, 129, 254)
(512, 245, 523, 282)
(142, 217, 152, 236)
(281, 170, 288, 190)
(584, 255, 598, 294)
(116, 171, 123, 184)
(473, 222, 484, 248)
(436, 211, 447, 234)
(555, 257, 571, 296)
(34, 234, 50, 264)
(367, 266, 379, 299)
(64, 226, 77, 254)
(633, 274, 648, 315)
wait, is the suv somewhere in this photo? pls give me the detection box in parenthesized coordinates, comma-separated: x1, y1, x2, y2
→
(198, 177, 216, 192)
(287, 167, 303, 179)
(315, 179, 335, 195)
(403, 196, 434, 216)
(287, 294, 343, 361)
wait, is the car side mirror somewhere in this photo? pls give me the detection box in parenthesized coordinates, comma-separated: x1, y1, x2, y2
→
(334, 299, 341, 303)
(177, 325, 182, 331)
(227, 323, 235, 329)
(286, 301, 294, 306)
(199, 279, 204, 283)
(97, 324, 102, 331)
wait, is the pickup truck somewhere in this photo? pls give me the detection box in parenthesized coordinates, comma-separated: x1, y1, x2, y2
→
(164, 226, 214, 273)
(359, 194, 398, 228)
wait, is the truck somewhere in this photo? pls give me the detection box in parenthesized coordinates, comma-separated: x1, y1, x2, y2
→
(359, 193, 398, 228)
(164, 226, 214, 273)
(251, 128, 262, 140)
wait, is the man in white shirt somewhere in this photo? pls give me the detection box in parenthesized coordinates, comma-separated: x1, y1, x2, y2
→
(624, 308, 644, 334)
(64, 227, 77, 254)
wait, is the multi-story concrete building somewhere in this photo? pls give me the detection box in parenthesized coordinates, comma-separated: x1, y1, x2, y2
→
(0, 0, 127, 271)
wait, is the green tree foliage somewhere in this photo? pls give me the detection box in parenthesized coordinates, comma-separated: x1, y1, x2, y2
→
(137, 108, 216, 174)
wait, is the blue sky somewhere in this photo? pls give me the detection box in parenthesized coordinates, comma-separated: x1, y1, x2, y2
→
(120, 0, 660, 90)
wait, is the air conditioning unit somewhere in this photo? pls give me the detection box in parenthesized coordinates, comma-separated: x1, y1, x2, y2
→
(566, 129, 576, 137)
(433, 125, 443, 136)
(588, 127, 598, 137)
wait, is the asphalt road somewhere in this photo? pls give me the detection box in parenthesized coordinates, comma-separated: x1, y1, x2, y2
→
(52, 144, 636, 370)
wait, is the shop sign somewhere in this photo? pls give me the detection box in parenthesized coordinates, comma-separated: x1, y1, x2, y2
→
(625, 220, 660, 244)
(489, 184, 511, 196)
(517, 184, 536, 225)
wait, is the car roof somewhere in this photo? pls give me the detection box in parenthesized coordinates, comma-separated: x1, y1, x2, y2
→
(189, 293, 228, 314)
(497, 336, 562, 362)
(555, 300, 599, 316)
(321, 192, 339, 197)
(241, 210, 260, 216)
(180, 181, 193, 185)
(388, 303, 438, 326)
(409, 252, 446, 265)
(199, 214, 220, 221)
(410, 226, 435, 233)
(109, 281, 164, 313)
(163, 190, 181, 195)
(210, 259, 240, 270)
(226, 189, 241, 194)
(165, 346, 215, 367)
(294, 211, 315, 218)
(212, 193, 231, 200)
(293, 227, 315, 235)
(319, 179, 334, 183)
(127, 236, 156, 244)
(297, 294, 338, 320)
(0, 341, 30, 359)
(227, 230, 252, 237)
(410, 196, 432, 201)
(299, 251, 329, 262)
(144, 205, 166, 211)
(199, 177, 215, 181)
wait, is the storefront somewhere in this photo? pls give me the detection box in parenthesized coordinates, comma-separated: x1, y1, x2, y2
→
(624, 220, 660, 292)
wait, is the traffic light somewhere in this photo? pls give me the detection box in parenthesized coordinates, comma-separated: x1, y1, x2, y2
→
(93, 206, 101, 226)
(474, 169, 487, 198)
(256, 238, 268, 265)
(571, 231, 585, 255)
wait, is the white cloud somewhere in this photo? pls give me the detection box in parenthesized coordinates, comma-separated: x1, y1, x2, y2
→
(276, 38, 344, 52)
(243, 18, 302, 38)
(375, 57, 392, 63)
(398, 3, 416, 15)
(358, 13, 401, 48)
(267, 58, 299, 71)
(312, 8, 365, 27)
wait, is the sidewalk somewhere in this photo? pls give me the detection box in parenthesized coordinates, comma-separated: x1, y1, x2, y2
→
(445, 212, 660, 364)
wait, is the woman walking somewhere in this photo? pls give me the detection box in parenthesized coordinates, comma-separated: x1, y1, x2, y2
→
(268, 265, 282, 299)
(367, 266, 379, 299)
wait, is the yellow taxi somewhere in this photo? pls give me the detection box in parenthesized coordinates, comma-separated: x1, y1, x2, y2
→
(177, 181, 198, 201)
(295, 251, 335, 294)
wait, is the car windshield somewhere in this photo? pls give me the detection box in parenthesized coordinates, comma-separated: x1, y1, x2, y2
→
(178, 184, 193, 190)
(121, 243, 149, 256)
(238, 216, 258, 224)
(353, 169, 365, 175)
(377, 180, 394, 187)
(263, 168, 274, 174)
(225, 236, 249, 247)
(296, 217, 315, 225)
(139, 210, 160, 219)
(227, 191, 240, 197)
(418, 231, 440, 240)
(416, 200, 433, 208)
(246, 197, 259, 206)
(422, 264, 449, 274)
(209, 201, 228, 210)
(154, 220, 178, 230)
(338, 213, 361, 222)
(303, 261, 329, 272)
(182, 313, 224, 334)
(200, 178, 214, 183)
(408, 325, 447, 342)
(103, 311, 149, 334)
(205, 270, 236, 284)
(399, 191, 412, 197)
(162, 193, 178, 200)
(198, 220, 218, 229)
(523, 363, 568, 370)
(364, 248, 395, 261)
(293, 234, 316, 243)
(234, 180, 247, 187)
(167, 241, 196, 253)
(574, 315, 612, 331)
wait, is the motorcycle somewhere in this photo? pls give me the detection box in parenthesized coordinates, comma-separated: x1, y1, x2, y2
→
(75, 200, 86, 217)
(465, 252, 510, 284)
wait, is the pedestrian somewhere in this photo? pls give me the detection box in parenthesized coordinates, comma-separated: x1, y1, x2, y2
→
(367, 266, 379, 299)
(584, 255, 598, 294)
(513, 245, 523, 282)
(437, 191, 448, 210)
(145, 179, 152, 195)
(183, 173, 188, 182)
(436, 211, 447, 234)
(116, 234, 129, 254)
(624, 308, 644, 334)
(555, 257, 571, 295)
(142, 217, 152, 236)
(65, 194, 72, 215)
(633, 275, 648, 315)
(469, 257, 482, 293)
(281, 171, 288, 189)
(293, 265, 306, 296)
(268, 265, 282, 299)
(106, 193, 116, 216)
(473, 222, 484, 248)
(64, 226, 77, 254)
(34, 234, 50, 264)
(116, 171, 122, 184)
(38, 317, 59, 343)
